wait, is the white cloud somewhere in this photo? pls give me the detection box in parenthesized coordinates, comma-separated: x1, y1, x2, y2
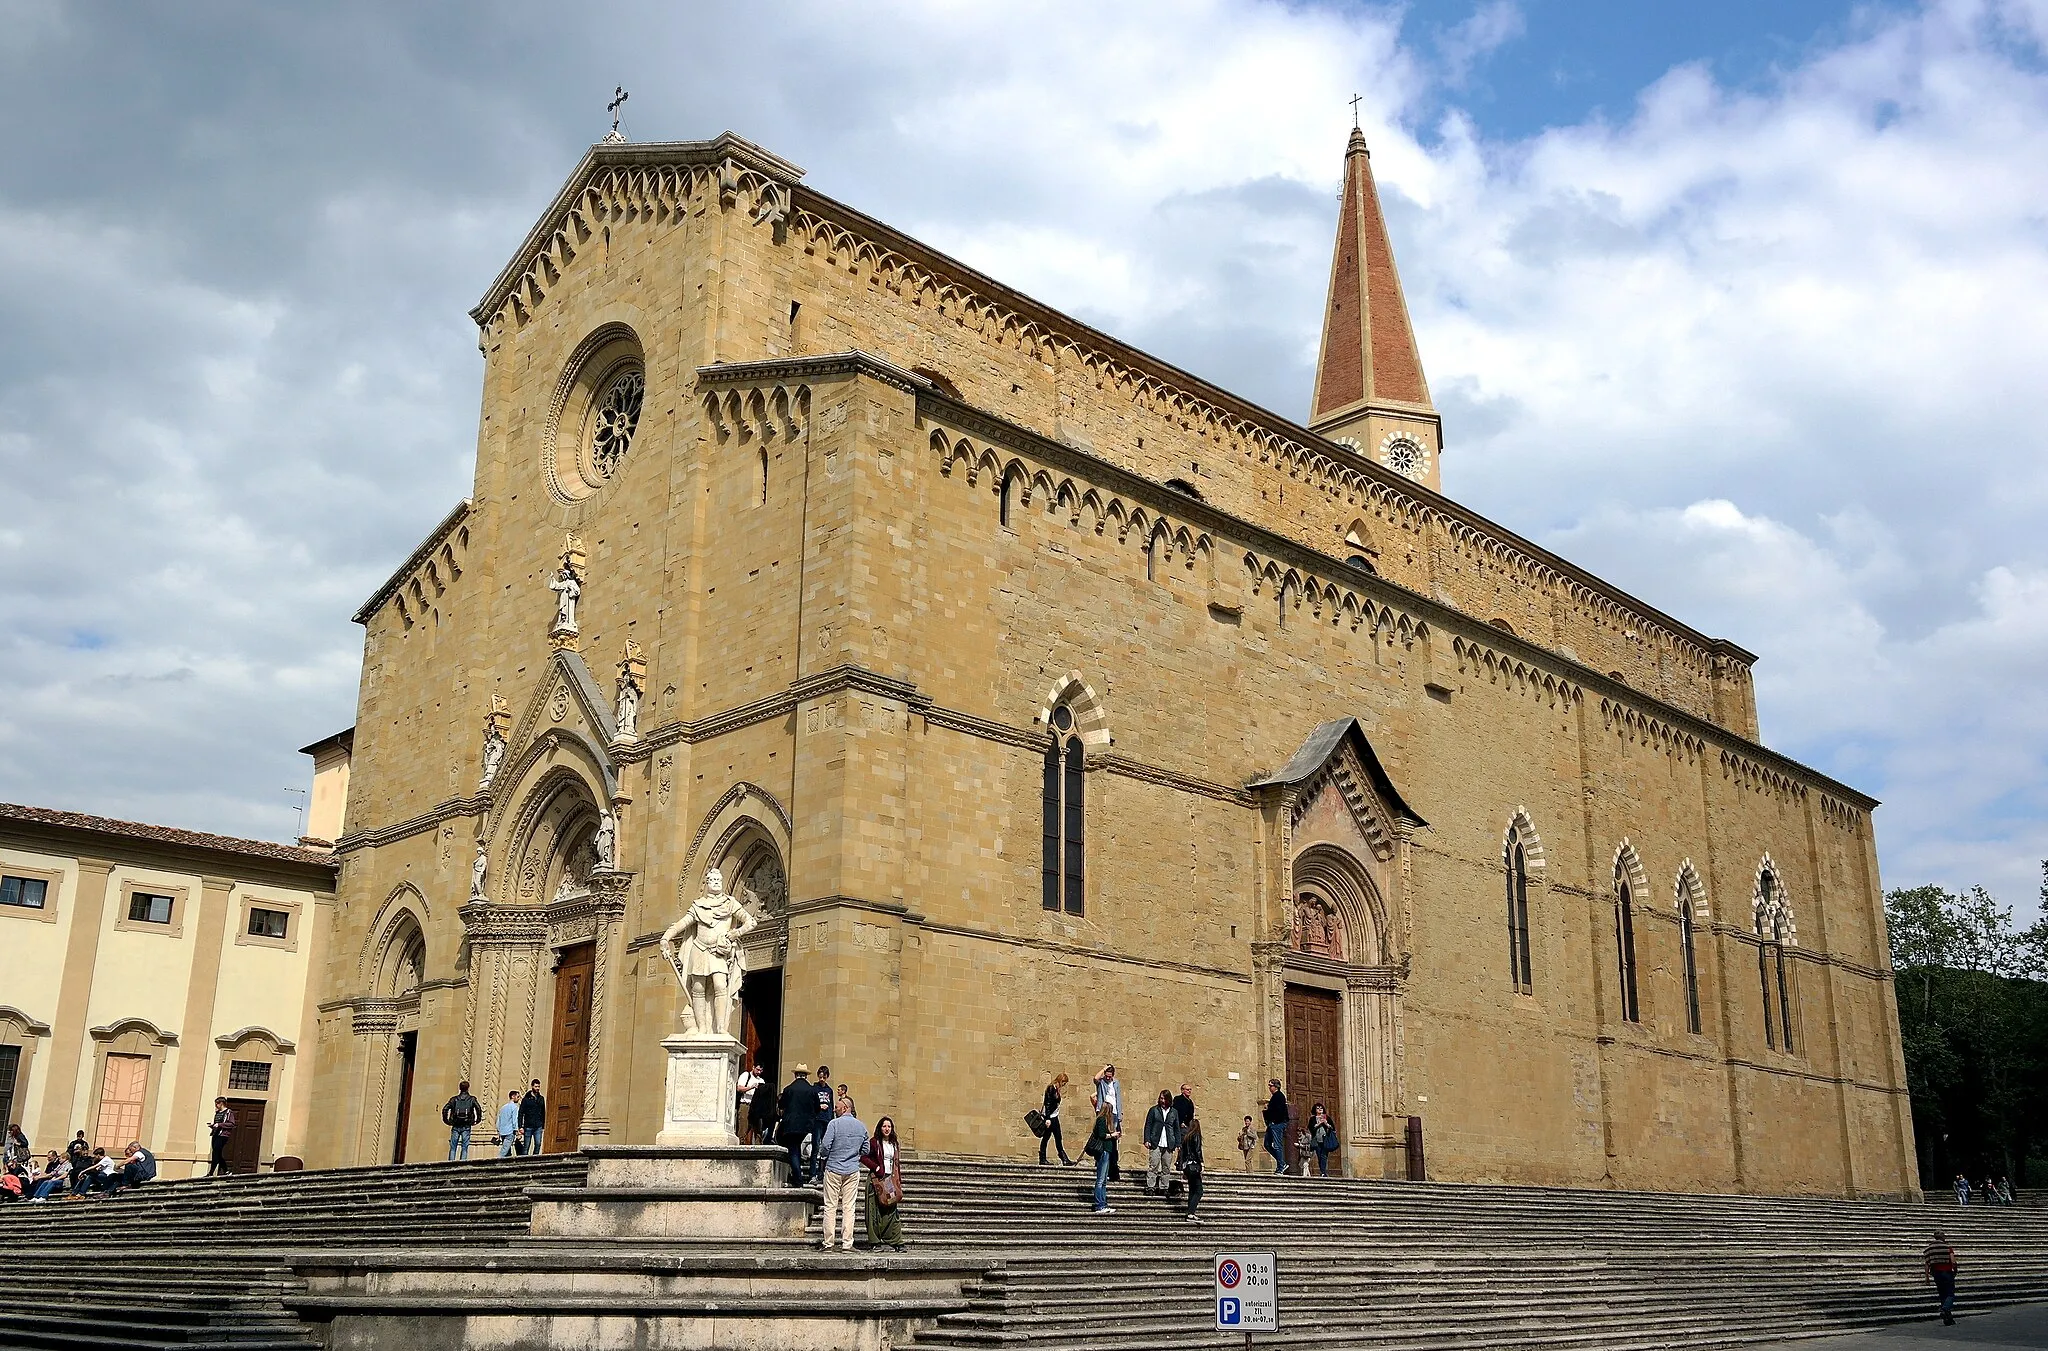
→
(0, 0, 2044, 913)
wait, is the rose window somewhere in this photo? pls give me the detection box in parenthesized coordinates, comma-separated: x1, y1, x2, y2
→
(589, 367, 645, 480)
(1383, 438, 1424, 479)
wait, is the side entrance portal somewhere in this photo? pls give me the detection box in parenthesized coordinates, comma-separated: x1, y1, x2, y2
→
(1284, 985, 1343, 1172)
(547, 942, 595, 1152)
(225, 1097, 268, 1174)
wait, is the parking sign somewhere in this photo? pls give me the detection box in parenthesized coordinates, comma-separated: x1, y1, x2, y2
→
(1214, 1252, 1278, 1332)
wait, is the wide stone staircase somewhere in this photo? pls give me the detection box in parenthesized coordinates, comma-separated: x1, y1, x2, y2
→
(887, 1158, 2048, 1351)
(1, 1150, 2044, 1349)
(0, 1153, 585, 1349)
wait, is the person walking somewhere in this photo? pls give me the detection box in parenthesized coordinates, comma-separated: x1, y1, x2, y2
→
(1953, 1173, 1969, 1206)
(737, 1063, 765, 1143)
(810, 1067, 837, 1184)
(495, 1091, 524, 1158)
(1173, 1084, 1194, 1131)
(1179, 1111, 1205, 1222)
(519, 1080, 547, 1155)
(1144, 1090, 1183, 1195)
(748, 1067, 777, 1148)
(1262, 1080, 1290, 1174)
(205, 1098, 237, 1176)
(3, 1124, 29, 1169)
(817, 1097, 868, 1252)
(1237, 1116, 1257, 1171)
(1924, 1230, 1959, 1325)
(777, 1064, 819, 1187)
(1094, 1065, 1123, 1180)
(1085, 1101, 1122, 1214)
(441, 1080, 483, 1160)
(862, 1115, 907, 1251)
(1039, 1073, 1075, 1166)
(1307, 1103, 1338, 1176)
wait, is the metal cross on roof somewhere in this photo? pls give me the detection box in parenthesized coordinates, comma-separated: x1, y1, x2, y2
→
(1350, 93, 1362, 128)
(604, 86, 629, 143)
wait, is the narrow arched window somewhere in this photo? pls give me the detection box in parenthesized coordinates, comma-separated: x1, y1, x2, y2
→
(1042, 705, 1084, 915)
(1505, 839, 1532, 994)
(1615, 874, 1640, 1023)
(1773, 912, 1794, 1053)
(1756, 869, 1780, 1049)
(758, 447, 769, 506)
(1679, 895, 1702, 1035)
(1000, 472, 1017, 528)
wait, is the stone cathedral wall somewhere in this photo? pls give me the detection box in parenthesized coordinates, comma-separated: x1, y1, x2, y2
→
(314, 143, 1910, 1194)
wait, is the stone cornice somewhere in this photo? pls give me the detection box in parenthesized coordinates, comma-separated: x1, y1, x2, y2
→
(352, 498, 472, 626)
(697, 351, 929, 396)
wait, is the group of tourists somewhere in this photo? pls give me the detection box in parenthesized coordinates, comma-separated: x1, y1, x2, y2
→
(1031, 1066, 1211, 1220)
(0, 1124, 157, 1201)
(736, 1062, 906, 1251)
(439, 1080, 549, 1159)
(1951, 1174, 2017, 1206)
(1029, 1070, 1346, 1220)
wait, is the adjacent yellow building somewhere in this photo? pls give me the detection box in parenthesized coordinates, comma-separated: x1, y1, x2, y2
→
(1, 769, 340, 1176)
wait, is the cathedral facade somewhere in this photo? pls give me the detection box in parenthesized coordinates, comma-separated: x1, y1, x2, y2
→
(306, 130, 1915, 1194)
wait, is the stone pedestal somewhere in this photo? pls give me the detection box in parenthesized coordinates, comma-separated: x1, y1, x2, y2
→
(655, 1033, 743, 1146)
(526, 1145, 818, 1241)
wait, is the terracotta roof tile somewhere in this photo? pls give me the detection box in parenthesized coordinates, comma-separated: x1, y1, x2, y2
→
(0, 802, 337, 872)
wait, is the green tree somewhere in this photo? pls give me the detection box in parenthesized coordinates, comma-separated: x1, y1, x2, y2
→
(1886, 877, 2048, 1188)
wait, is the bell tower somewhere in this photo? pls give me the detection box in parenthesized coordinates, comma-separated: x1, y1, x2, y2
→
(1308, 125, 1442, 492)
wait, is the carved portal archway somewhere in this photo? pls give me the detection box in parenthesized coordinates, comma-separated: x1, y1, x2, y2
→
(1250, 718, 1423, 1179)
(460, 767, 630, 1148)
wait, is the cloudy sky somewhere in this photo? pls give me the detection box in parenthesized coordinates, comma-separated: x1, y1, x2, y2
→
(2, 0, 2045, 914)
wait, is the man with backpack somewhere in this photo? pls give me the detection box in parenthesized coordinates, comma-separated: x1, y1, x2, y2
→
(441, 1080, 484, 1160)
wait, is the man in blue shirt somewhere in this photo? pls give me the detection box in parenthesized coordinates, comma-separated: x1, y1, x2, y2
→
(816, 1097, 869, 1251)
(495, 1091, 523, 1157)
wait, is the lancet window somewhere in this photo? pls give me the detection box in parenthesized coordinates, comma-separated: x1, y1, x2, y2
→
(1615, 870, 1641, 1024)
(1041, 705, 1085, 915)
(1504, 834, 1533, 994)
(1755, 866, 1794, 1052)
(1679, 892, 1702, 1035)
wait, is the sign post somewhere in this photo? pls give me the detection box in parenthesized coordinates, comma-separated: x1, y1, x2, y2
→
(1214, 1251, 1278, 1347)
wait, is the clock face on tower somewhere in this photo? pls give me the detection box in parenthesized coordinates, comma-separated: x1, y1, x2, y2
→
(1380, 434, 1430, 481)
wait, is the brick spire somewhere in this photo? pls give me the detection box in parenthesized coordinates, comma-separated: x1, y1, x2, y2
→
(1308, 126, 1440, 487)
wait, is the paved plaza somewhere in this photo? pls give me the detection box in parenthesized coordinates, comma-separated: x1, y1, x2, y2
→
(1765, 1303, 2048, 1350)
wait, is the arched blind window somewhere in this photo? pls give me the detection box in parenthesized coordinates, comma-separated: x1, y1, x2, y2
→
(1679, 895, 1702, 1035)
(1505, 839, 1532, 994)
(1041, 706, 1084, 915)
(1615, 875, 1640, 1023)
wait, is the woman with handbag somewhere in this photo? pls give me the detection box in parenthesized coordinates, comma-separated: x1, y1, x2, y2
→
(1084, 1102, 1121, 1214)
(1308, 1103, 1338, 1176)
(861, 1116, 907, 1251)
(1039, 1073, 1074, 1166)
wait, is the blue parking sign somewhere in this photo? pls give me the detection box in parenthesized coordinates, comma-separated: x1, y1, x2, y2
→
(1213, 1252, 1278, 1332)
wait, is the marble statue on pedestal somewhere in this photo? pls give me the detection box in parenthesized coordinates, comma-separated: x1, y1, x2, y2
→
(470, 840, 488, 902)
(659, 868, 757, 1038)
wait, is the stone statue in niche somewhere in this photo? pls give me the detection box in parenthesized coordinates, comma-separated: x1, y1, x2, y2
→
(615, 638, 645, 740)
(660, 867, 757, 1037)
(470, 840, 489, 902)
(592, 808, 618, 871)
(478, 695, 510, 790)
(548, 535, 586, 646)
(1291, 894, 1345, 961)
